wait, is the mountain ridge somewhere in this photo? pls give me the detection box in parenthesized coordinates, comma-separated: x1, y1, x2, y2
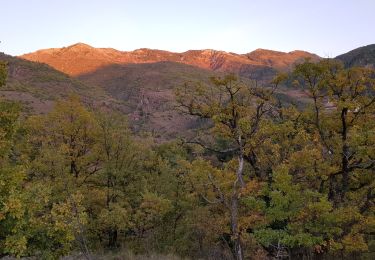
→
(20, 43, 321, 76)
(336, 44, 375, 68)
(4, 43, 374, 138)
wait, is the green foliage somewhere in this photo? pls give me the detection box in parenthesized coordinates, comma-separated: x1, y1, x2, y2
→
(0, 98, 28, 257)
(0, 61, 7, 87)
(249, 59, 375, 258)
(0, 59, 373, 259)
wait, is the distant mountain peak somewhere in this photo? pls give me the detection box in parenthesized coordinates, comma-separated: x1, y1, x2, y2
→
(20, 44, 321, 76)
(244, 49, 320, 70)
(62, 43, 99, 54)
(133, 48, 150, 52)
(249, 48, 315, 56)
(289, 50, 308, 54)
(67, 42, 94, 49)
(251, 48, 278, 53)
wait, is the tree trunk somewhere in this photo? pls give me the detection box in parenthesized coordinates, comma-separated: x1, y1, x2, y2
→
(108, 228, 118, 248)
(236, 135, 245, 187)
(341, 108, 349, 200)
(231, 194, 244, 260)
(231, 136, 245, 260)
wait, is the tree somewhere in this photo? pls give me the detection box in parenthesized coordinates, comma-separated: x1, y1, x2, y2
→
(26, 96, 101, 258)
(295, 60, 375, 202)
(93, 111, 141, 249)
(0, 101, 27, 257)
(176, 74, 281, 259)
(253, 59, 375, 258)
(27, 96, 101, 186)
(0, 61, 6, 87)
(291, 59, 375, 256)
(0, 62, 28, 257)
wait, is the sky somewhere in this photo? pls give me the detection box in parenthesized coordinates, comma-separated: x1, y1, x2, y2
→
(1, 0, 374, 57)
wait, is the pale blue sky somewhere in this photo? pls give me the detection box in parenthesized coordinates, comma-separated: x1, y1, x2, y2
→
(1, 0, 374, 57)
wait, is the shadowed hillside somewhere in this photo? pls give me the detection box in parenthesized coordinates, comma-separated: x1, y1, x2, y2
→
(0, 53, 210, 137)
(16, 43, 321, 137)
(336, 44, 375, 68)
(2, 45, 319, 138)
(78, 62, 220, 138)
(78, 61, 311, 138)
(0, 52, 113, 114)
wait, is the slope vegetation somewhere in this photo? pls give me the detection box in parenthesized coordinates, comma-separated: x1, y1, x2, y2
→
(336, 44, 375, 68)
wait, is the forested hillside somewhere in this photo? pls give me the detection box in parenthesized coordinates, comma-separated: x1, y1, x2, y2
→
(336, 44, 375, 68)
(1, 46, 314, 140)
(0, 56, 374, 259)
(0, 52, 110, 114)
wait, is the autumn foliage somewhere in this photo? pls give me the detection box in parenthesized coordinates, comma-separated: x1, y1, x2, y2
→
(0, 60, 374, 259)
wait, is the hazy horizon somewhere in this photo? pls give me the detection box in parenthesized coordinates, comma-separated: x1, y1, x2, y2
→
(1, 0, 375, 56)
